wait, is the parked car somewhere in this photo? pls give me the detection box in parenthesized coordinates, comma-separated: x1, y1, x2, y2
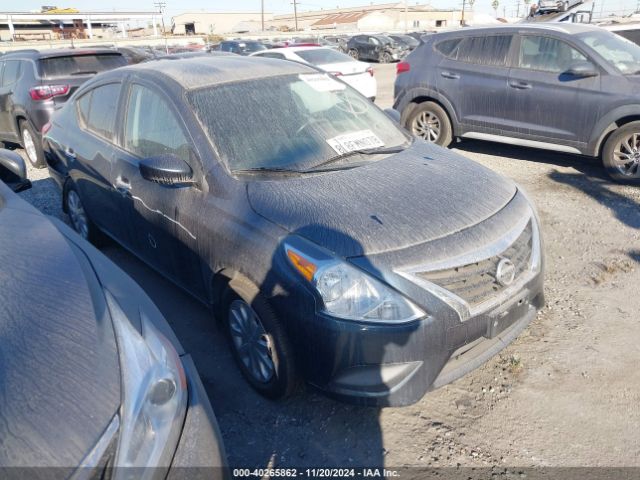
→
(250, 46, 377, 100)
(215, 40, 267, 55)
(346, 34, 403, 63)
(43, 56, 544, 406)
(323, 35, 349, 53)
(113, 45, 157, 64)
(538, 0, 582, 12)
(389, 34, 420, 52)
(0, 149, 227, 474)
(394, 24, 640, 183)
(0, 48, 127, 168)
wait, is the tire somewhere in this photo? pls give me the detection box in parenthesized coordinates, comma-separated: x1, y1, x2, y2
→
(223, 276, 298, 399)
(379, 51, 392, 63)
(20, 120, 45, 169)
(63, 181, 105, 244)
(348, 49, 359, 60)
(601, 122, 640, 184)
(405, 101, 453, 147)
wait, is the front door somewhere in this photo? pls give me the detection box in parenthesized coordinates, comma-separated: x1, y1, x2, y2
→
(113, 82, 207, 298)
(506, 35, 603, 146)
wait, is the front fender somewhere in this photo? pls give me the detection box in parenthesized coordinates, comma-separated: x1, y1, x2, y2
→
(588, 104, 640, 156)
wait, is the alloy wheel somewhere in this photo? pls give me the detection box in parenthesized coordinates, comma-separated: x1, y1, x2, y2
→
(228, 299, 275, 384)
(67, 190, 90, 240)
(412, 111, 441, 143)
(612, 132, 640, 178)
(22, 128, 38, 165)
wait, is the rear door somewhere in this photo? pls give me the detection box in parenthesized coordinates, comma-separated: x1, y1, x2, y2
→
(436, 34, 515, 132)
(113, 82, 207, 297)
(68, 82, 130, 244)
(506, 34, 602, 145)
(0, 60, 22, 141)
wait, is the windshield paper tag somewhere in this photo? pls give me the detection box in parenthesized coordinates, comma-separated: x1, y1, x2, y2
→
(299, 73, 346, 92)
(326, 130, 385, 155)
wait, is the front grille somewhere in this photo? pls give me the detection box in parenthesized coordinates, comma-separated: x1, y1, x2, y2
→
(416, 221, 533, 308)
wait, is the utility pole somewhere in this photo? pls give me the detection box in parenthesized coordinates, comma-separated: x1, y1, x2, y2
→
(153, 1, 168, 53)
(404, 0, 408, 32)
(461, 0, 466, 26)
(293, 0, 298, 31)
(261, 0, 264, 31)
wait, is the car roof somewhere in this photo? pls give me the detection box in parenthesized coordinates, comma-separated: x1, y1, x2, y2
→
(435, 23, 602, 38)
(123, 55, 314, 90)
(278, 46, 333, 53)
(1, 48, 121, 60)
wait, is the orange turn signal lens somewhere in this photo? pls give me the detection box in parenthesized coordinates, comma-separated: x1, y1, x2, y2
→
(286, 249, 317, 282)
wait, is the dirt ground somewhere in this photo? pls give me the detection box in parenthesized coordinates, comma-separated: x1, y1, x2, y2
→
(16, 64, 640, 471)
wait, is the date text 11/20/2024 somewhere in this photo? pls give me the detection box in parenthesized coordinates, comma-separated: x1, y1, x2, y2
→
(233, 468, 400, 478)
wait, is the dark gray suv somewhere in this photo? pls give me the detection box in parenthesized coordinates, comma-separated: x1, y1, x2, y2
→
(394, 24, 640, 183)
(0, 49, 126, 168)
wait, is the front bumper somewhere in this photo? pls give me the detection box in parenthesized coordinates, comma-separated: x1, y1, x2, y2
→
(168, 354, 229, 479)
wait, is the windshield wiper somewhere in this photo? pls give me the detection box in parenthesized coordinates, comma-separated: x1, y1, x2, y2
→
(306, 145, 407, 172)
(233, 167, 302, 175)
(71, 70, 98, 75)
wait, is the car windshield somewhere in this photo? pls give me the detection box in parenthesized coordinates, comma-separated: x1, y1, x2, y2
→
(295, 48, 355, 65)
(394, 35, 419, 47)
(187, 73, 408, 172)
(38, 53, 126, 78)
(243, 42, 267, 53)
(578, 31, 640, 74)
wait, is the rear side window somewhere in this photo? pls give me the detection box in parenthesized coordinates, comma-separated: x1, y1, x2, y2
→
(456, 35, 513, 66)
(435, 38, 462, 58)
(123, 85, 191, 162)
(1, 60, 21, 87)
(518, 36, 588, 73)
(38, 54, 126, 79)
(76, 83, 121, 140)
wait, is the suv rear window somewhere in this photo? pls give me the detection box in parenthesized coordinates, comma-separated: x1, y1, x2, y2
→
(38, 54, 126, 79)
(455, 35, 513, 66)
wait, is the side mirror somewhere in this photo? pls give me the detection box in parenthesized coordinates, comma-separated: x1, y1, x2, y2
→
(0, 148, 32, 193)
(139, 154, 194, 186)
(565, 61, 599, 78)
(384, 108, 401, 124)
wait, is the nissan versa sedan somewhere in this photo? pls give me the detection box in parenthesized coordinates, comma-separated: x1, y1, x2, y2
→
(0, 150, 227, 475)
(394, 24, 640, 183)
(43, 56, 544, 407)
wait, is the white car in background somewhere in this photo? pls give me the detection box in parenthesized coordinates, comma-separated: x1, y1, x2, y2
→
(250, 46, 377, 101)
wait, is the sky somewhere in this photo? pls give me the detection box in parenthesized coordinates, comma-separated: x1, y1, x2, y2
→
(12, 0, 640, 20)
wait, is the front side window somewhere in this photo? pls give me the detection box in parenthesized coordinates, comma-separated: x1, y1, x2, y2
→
(187, 73, 408, 172)
(456, 35, 513, 66)
(518, 36, 588, 73)
(124, 84, 191, 161)
(578, 31, 640, 75)
(77, 83, 121, 140)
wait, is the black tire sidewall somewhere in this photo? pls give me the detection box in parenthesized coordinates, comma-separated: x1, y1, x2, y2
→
(602, 123, 640, 184)
(20, 121, 45, 169)
(406, 101, 453, 147)
(223, 276, 297, 399)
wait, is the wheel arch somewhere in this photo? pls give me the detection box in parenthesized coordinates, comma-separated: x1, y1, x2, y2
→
(591, 107, 640, 157)
(398, 90, 459, 135)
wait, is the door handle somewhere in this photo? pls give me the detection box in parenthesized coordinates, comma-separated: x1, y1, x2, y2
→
(509, 80, 532, 90)
(64, 147, 76, 159)
(441, 71, 460, 79)
(115, 175, 131, 196)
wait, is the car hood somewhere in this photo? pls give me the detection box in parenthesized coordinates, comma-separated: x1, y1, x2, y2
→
(0, 184, 120, 467)
(247, 141, 517, 257)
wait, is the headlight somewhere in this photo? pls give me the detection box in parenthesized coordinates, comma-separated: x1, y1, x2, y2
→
(285, 243, 425, 323)
(105, 291, 187, 477)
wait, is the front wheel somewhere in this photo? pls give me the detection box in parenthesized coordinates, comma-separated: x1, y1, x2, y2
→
(223, 276, 298, 399)
(601, 122, 640, 184)
(348, 49, 359, 60)
(405, 101, 453, 147)
(379, 51, 392, 63)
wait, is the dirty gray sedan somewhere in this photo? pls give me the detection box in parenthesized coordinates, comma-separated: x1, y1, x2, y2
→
(43, 56, 544, 406)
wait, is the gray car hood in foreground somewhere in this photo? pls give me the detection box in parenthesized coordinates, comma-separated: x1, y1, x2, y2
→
(247, 142, 517, 257)
(0, 184, 120, 467)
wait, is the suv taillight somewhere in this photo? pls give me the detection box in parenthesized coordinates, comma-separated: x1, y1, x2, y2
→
(396, 62, 410, 75)
(29, 85, 70, 101)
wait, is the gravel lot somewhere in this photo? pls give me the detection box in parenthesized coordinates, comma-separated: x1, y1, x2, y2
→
(14, 63, 640, 470)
